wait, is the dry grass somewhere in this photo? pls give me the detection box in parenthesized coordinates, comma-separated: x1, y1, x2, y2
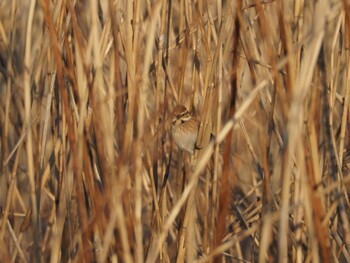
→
(0, 0, 350, 262)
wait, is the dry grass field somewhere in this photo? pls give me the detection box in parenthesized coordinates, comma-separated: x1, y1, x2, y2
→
(1, 0, 350, 262)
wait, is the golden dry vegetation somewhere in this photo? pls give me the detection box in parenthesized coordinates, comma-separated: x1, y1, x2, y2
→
(0, 0, 350, 262)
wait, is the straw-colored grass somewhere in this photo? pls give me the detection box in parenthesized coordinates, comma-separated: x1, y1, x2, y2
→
(0, 0, 350, 262)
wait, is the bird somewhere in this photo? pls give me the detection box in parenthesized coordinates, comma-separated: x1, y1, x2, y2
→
(170, 104, 200, 154)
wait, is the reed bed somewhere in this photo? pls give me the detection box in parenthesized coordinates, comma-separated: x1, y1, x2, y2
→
(0, 0, 350, 262)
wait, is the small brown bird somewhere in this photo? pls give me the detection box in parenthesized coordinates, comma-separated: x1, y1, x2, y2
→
(171, 105, 200, 154)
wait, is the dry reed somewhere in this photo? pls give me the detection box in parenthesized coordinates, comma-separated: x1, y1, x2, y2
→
(0, 0, 350, 262)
